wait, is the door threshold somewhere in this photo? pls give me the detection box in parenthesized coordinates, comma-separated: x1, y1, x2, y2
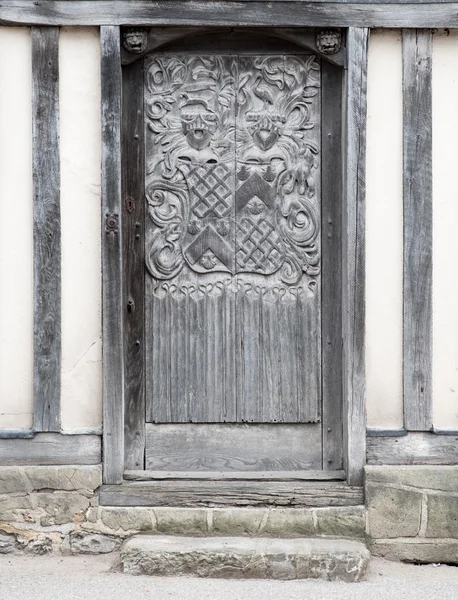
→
(100, 479, 363, 507)
(124, 469, 346, 481)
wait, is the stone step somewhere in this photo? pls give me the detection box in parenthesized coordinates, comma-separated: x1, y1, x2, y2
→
(121, 535, 370, 581)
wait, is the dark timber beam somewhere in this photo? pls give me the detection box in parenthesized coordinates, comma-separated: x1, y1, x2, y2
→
(3, 2, 458, 28)
(101, 26, 124, 484)
(122, 59, 146, 471)
(402, 30, 433, 431)
(32, 26, 61, 433)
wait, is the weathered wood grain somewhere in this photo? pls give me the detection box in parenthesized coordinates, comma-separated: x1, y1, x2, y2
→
(4, 2, 458, 28)
(99, 481, 364, 507)
(32, 26, 61, 433)
(343, 28, 369, 486)
(145, 424, 322, 472)
(367, 432, 458, 465)
(144, 53, 321, 425)
(124, 469, 346, 480)
(101, 26, 124, 484)
(321, 60, 343, 471)
(402, 30, 433, 432)
(122, 59, 145, 471)
(0, 433, 101, 466)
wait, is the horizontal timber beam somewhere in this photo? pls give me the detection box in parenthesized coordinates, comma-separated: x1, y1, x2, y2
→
(100, 481, 364, 507)
(0, 433, 101, 466)
(367, 432, 458, 465)
(2, 1, 458, 28)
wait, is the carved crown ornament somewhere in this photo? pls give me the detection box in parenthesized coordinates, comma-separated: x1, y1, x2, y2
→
(315, 29, 342, 55)
(122, 28, 148, 54)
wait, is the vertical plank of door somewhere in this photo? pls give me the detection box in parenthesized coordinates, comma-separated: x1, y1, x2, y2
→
(122, 58, 145, 469)
(32, 26, 61, 432)
(321, 60, 343, 470)
(344, 28, 369, 485)
(101, 26, 124, 484)
(402, 29, 433, 431)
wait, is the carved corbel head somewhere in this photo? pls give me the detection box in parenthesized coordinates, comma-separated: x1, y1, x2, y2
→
(122, 28, 148, 54)
(315, 29, 342, 55)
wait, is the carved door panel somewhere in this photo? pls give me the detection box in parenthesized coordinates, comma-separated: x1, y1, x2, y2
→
(144, 53, 321, 426)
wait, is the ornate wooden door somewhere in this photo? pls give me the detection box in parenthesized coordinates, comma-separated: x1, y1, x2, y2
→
(139, 48, 338, 473)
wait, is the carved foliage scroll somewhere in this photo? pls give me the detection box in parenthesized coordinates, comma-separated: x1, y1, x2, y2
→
(144, 54, 321, 287)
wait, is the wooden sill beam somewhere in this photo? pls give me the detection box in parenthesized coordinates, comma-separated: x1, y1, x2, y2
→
(2, 1, 458, 28)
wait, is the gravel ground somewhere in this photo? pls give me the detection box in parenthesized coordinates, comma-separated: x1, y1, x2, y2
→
(1, 554, 458, 600)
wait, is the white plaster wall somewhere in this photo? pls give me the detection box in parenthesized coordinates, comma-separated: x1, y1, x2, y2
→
(432, 29, 458, 430)
(365, 30, 404, 429)
(60, 28, 102, 431)
(0, 28, 34, 430)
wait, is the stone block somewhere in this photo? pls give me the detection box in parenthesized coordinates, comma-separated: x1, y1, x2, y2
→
(36, 492, 90, 525)
(0, 532, 16, 554)
(366, 483, 422, 539)
(154, 508, 208, 536)
(212, 508, 266, 536)
(99, 507, 154, 532)
(426, 494, 458, 538)
(296, 539, 370, 581)
(69, 531, 120, 554)
(121, 535, 370, 581)
(263, 509, 315, 537)
(25, 535, 53, 555)
(365, 465, 458, 493)
(314, 506, 366, 538)
(0, 466, 102, 495)
(371, 539, 458, 564)
(0, 493, 35, 519)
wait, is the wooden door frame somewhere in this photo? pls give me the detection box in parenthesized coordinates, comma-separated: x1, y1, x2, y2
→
(101, 25, 368, 486)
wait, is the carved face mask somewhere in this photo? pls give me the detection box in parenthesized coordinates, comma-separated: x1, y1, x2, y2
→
(181, 113, 217, 151)
(246, 113, 285, 151)
(122, 31, 148, 54)
(316, 30, 342, 55)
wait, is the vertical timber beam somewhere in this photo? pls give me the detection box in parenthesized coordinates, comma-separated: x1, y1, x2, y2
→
(32, 27, 61, 432)
(321, 61, 343, 470)
(344, 27, 369, 485)
(101, 26, 124, 484)
(122, 58, 145, 470)
(402, 29, 433, 431)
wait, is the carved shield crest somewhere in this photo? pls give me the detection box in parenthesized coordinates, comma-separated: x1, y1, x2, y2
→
(145, 53, 320, 284)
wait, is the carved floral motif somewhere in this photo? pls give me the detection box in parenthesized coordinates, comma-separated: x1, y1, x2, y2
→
(105, 213, 119, 234)
(144, 53, 321, 286)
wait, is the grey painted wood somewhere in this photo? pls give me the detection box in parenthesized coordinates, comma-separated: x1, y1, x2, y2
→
(144, 53, 321, 425)
(32, 26, 61, 433)
(124, 469, 346, 480)
(321, 60, 343, 471)
(402, 30, 433, 432)
(367, 432, 458, 465)
(0, 434, 101, 466)
(101, 26, 124, 484)
(6, 2, 458, 27)
(122, 59, 145, 470)
(343, 28, 368, 486)
(145, 424, 322, 471)
(100, 481, 364, 507)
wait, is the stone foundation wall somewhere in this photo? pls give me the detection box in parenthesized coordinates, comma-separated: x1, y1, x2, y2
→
(366, 465, 458, 564)
(0, 466, 365, 555)
(6, 463, 458, 563)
